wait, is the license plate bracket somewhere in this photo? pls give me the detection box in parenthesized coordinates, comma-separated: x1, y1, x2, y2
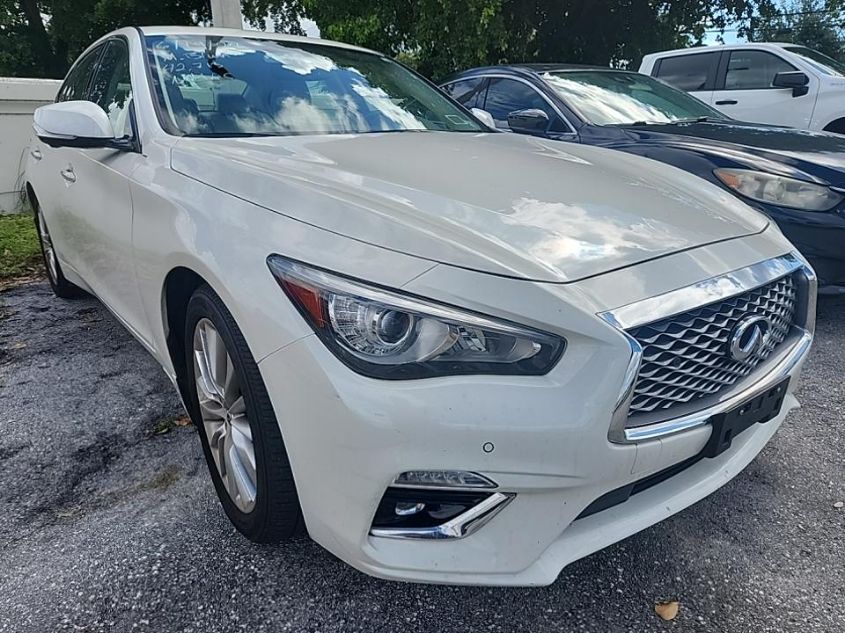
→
(702, 378, 790, 458)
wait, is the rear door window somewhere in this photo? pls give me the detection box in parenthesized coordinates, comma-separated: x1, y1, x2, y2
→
(653, 53, 719, 91)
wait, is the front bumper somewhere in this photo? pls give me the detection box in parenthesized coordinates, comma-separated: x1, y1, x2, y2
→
(259, 335, 807, 586)
(765, 204, 845, 288)
(256, 244, 814, 585)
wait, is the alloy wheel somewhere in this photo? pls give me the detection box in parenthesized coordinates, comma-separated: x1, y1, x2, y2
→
(192, 318, 257, 513)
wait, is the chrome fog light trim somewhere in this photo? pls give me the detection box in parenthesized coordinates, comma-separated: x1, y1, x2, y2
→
(370, 492, 515, 540)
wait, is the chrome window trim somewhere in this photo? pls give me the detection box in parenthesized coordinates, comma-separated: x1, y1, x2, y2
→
(599, 252, 816, 444)
(466, 73, 579, 136)
(369, 492, 515, 540)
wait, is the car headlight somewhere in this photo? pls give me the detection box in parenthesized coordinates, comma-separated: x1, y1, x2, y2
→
(714, 168, 843, 211)
(267, 255, 565, 379)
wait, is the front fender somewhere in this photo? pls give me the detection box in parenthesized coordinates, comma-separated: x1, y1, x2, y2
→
(129, 164, 437, 375)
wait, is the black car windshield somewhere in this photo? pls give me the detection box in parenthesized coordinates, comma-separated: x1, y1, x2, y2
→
(782, 45, 845, 77)
(144, 34, 482, 136)
(541, 70, 727, 126)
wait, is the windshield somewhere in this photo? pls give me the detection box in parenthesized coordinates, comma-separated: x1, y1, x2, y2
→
(782, 45, 845, 77)
(542, 70, 727, 126)
(144, 35, 483, 137)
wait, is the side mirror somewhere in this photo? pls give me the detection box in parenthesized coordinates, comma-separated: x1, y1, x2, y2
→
(507, 108, 549, 134)
(470, 107, 496, 129)
(772, 71, 810, 97)
(33, 101, 135, 151)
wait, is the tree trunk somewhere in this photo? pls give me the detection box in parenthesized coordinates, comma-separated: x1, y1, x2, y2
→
(18, 0, 64, 78)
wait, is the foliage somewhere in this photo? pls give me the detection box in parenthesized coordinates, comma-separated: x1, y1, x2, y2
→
(241, 0, 304, 33)
(0, 0, 209, 78)
(300, 0, 769, 79)
(1, 0, 820, 83)
(751, 0, 844, 58)
(0, 212, 41, 279)
(0, 0, 308, 79)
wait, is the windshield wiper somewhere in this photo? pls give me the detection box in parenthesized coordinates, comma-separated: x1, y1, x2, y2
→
(674, 116, 724, 124)
(626, 116, 724, 126)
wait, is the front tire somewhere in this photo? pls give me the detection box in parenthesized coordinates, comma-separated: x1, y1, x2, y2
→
(184, 284, 304, 542)
(32, 197, 84, 299)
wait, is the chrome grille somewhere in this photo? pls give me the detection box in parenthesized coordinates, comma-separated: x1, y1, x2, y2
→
(626, 274, 797, 419)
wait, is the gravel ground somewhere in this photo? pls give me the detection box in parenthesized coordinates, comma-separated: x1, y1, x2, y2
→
(1, 281, 843, 633)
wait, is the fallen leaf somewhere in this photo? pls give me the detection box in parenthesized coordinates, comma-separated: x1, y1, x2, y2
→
(834, 501, 844, 509)
(655, 600, 679, 621)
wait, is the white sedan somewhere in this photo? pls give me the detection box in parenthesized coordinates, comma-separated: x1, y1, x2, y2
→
(26, 26, 816, 586)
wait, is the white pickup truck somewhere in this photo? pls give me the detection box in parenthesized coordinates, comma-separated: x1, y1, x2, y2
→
(640, 43, 845, 134)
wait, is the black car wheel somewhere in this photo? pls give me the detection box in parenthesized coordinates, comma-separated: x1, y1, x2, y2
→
(184, 284, 305, 542)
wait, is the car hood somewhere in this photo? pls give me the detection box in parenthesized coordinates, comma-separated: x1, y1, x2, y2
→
(616, 121, 845, 187)
(171, 131, 768, 283)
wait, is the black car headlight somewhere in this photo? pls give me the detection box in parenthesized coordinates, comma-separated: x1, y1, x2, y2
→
(267, 255, 564, 379)
(714, 168, 843, 211)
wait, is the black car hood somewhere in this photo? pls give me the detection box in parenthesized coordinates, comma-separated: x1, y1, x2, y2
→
(612, 121, 845, 187)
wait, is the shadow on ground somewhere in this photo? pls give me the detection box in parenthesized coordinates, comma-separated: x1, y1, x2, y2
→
(1, 283, 843, 633)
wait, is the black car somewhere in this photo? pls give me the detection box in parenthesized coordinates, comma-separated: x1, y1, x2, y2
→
(441, 65, 845, 290)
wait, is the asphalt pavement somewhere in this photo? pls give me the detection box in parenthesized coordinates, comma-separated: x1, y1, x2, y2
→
(1, 281, 843, 633)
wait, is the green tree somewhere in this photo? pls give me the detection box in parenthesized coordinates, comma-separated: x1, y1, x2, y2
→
(0, 0, 779, 81)
(0, 0, 303, 79)
(0, 0, 209, 78)
(751, 0, 844, 58)
(300, 0, 768, 79)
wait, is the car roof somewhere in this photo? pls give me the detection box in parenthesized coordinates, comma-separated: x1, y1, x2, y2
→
(442, 64, 631, 83)
(643, 42, 799, 58)
(135, 26, 380, 56)
(509, 63, 613, 73)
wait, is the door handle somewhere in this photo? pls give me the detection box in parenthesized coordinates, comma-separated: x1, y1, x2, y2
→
(30, 149, 42, 160)
(715, 100, 738, 105)
(60, 167, 77, 183)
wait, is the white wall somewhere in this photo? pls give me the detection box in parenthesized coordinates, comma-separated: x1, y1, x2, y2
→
(0, 78, 61, 214)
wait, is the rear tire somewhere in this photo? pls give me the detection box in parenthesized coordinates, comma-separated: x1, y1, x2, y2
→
(184, 284, 305, 542)
(32, 197, 84, 299)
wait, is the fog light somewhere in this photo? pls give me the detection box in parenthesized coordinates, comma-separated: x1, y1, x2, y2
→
(370, 487, 514, 539)
(395, 501, 426, 516)
(393, 470, 496, 489)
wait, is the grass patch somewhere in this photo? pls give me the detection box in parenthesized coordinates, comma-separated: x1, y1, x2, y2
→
(0, 212, 42, 279)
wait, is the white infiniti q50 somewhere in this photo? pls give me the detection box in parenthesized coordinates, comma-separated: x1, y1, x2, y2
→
(26, 26, 816, 586)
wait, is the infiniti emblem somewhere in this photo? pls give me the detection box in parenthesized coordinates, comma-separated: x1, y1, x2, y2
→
(728, 315, 771, 361)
